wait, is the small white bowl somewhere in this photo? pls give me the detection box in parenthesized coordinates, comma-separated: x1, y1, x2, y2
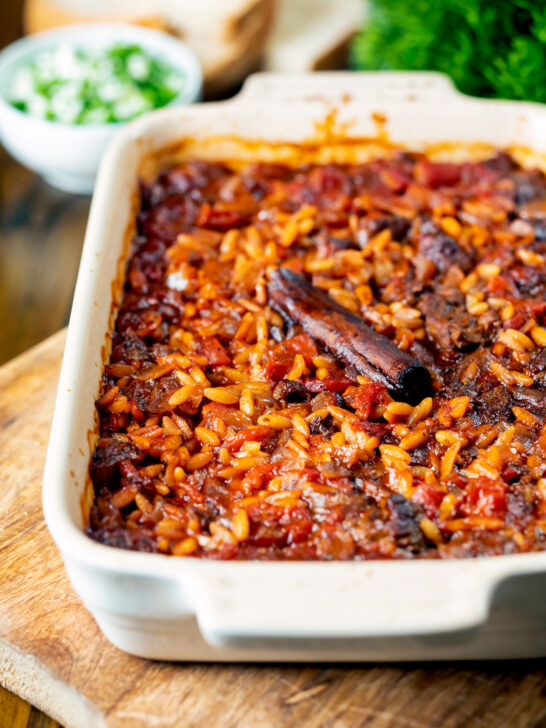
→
(0, 24, 202, 194)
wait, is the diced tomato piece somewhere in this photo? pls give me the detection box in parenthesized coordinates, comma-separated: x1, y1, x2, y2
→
(529, 301, 546, 319)
(486, 276, 511, 295)
(262, 356, 293, 382)
(501, 464, 521, 484)
(224, 426, 274, 453)
(287, 333, 318, 362)
(204, 208, 249, 230)
(505, 300, 546, 327)
(303, 374, 355, 393)
(415, 161, 462, 188)
(308, 165, 352, 195)
(244, 503, 313, 547)
(462, 478, 507, 518)
(262, 334, 318, 381)
(380, 166, 409, 193)
(241, 463, 277, 492)
(201, 402, 252, 429)
(203, 543, 239, 560)
(412, 483, 444, 519)
(321, 209, 350, 227)
(343, 382, 387, 420)
(503, 314, 527, 331)
(462, 161, 498, 185)
(196, 336, 231, 367)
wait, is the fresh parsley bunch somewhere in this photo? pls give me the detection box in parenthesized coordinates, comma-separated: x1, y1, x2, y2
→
(352, 0, 546, 101)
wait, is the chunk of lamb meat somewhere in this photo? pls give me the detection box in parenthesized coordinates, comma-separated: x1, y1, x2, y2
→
(123, 374, 199, 415)
(418, 293, 491, 352)
(88, 526, 158, 552)
(357, 213, 411, 246)
(416, 219, 474, 274)
(91, 440, 142, 490)
(386, 494, 426, 553)
(526, 349, 546, 390)
(509, 170, 546, 206)
(518, 199, 546, 242)
(272, 379, 308, 404)
(473, 385, 513, 425)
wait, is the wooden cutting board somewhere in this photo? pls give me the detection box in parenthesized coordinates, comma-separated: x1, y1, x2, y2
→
(1, 330, 546, 728)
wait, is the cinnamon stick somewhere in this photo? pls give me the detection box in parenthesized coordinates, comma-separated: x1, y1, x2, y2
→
(267, 268, 431, 403)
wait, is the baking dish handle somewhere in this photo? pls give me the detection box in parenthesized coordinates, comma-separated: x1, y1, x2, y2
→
(187, 560, 530, 650)
(237, 71, 462, 104)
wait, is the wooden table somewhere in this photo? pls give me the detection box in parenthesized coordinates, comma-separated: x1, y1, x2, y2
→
(0, 330, 546, 728)
(0, 148, 90, 365)
(0, 137, 89, 725)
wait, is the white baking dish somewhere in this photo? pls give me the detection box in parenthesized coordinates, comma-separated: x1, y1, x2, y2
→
(43, 72, 546, 661)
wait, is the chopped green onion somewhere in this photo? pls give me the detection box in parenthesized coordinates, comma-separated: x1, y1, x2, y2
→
(9, 42, 186, 124)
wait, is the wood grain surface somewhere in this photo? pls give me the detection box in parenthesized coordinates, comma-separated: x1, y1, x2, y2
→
(0, 686, 59, 727)
(0, 330, 546, 728)
(0, 148, 90, 365)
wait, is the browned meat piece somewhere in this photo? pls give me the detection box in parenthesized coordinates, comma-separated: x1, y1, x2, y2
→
(88, 526, 158, 552)
(204, 204, 256, 231)
(308, 414, 335, 437)
(268, 268, 431, 403)
(123, 374, 198, 415)
(119, 461, 157, 494)
(517, 200, 546, 242)
(525, 350, 546, 390)
(418, 293, 489, 351)
(91, 440, 142, 490)
(438, 532, 520, 558)
(111, 333, 153, 364)
(505, 492, 535, 531)
(357, 421, 389, 439)
(474, 385, 513, 424)
(519, 199, 546, 221)
(314, 234, 355, 258)
(481, 152, 518, 174)
(272, 379, 308, 403)
(357, 213, 411, 246)
(382, 272, 425, 305)
(510, 170, 546, 205)
(508, 264, 546, 297)
(137, 196, 200, 241)
(386, 494, 426, 553)
(416, 219, 474, 274)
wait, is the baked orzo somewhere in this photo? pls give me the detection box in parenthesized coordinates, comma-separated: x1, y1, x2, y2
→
(89, 153, 546, 559)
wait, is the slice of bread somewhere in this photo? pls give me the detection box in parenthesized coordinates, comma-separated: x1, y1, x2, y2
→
(25, 0, 265, 40)
(160, 0, 270, 44)
(184, 0, 275, 94)
(24, 0, 163, 34)
(265, 0, 362, 72)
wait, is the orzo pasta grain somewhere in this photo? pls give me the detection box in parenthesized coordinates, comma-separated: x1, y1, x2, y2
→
(88, 153, 546, 559)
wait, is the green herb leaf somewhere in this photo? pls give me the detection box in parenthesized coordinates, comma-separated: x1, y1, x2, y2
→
(9, 42, 186, 124)
(351, 0, 546, 102)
